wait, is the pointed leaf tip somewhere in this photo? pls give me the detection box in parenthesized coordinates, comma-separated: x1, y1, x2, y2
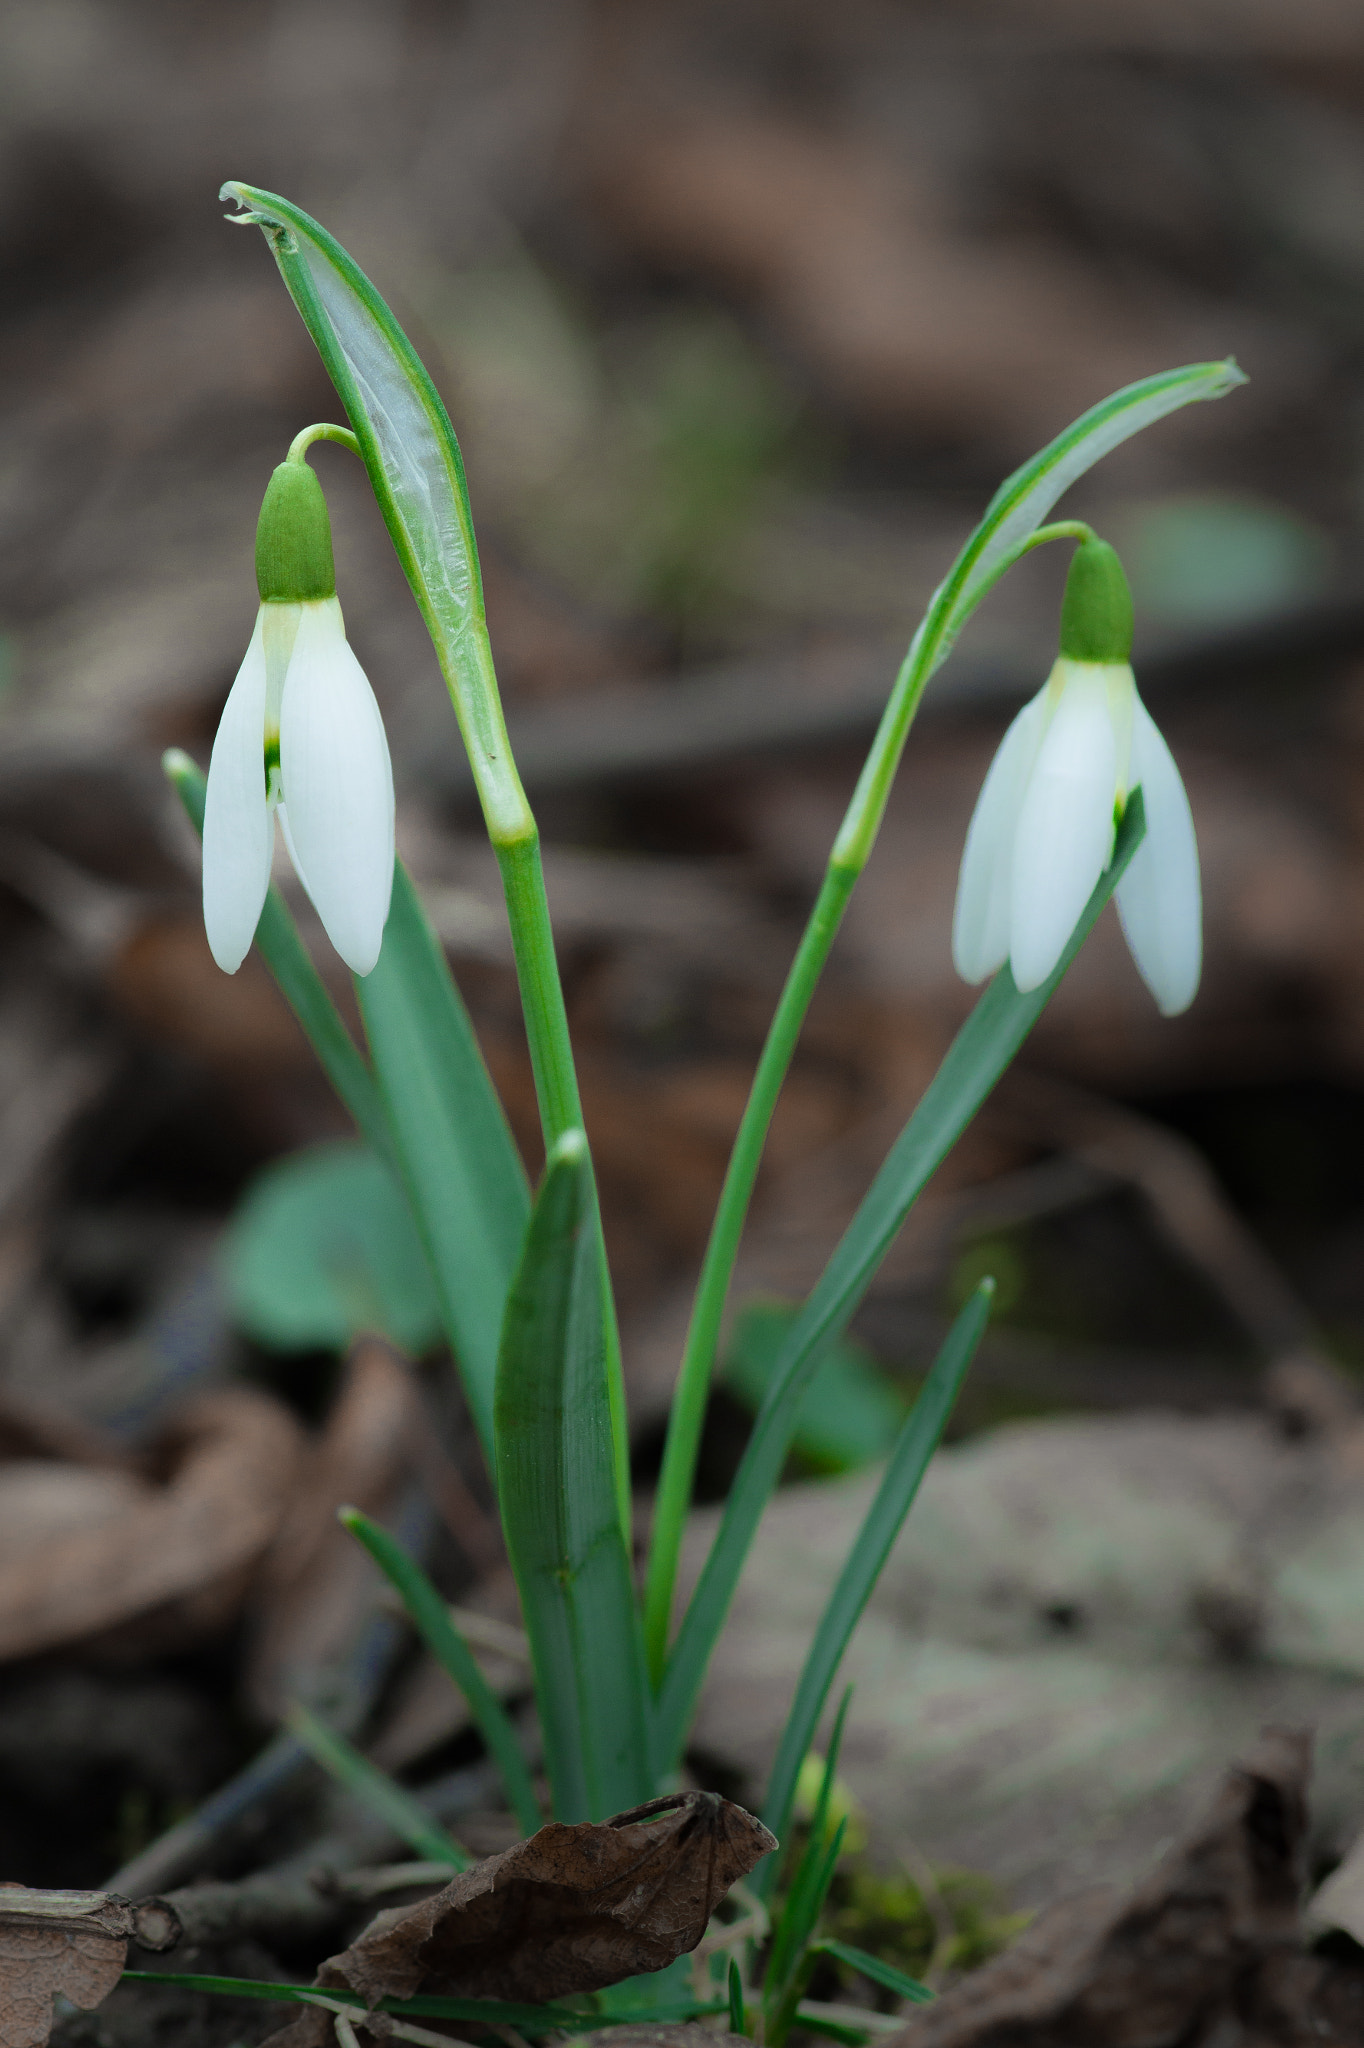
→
(549, 1128, 589, 1169)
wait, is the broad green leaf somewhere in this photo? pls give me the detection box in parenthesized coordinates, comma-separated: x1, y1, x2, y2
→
(286, 1701, 470, 1868)
(220, 182, 526, 842)
(654, 797, 1146, 1769)
(354, 863, 530, 1463)
(341, 1508, 542, 1838)
(756, 1285, 993, 1887)
(495, 1131, 651, 1820)
(722, 1301, 906, 1475)
(163, 750, 388, 1160)
(225, 1139, 441, 1355)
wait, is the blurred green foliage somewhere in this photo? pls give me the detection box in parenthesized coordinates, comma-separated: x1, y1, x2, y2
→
(826, 1860, 1031, 1992)
(422, 247, 810, 643)
(224, 1139, 442, 1355)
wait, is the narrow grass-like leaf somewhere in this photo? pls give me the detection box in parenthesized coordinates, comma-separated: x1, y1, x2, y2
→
(121, 1974, 591, 2028)
(163, 750, 388, 1159)
(495, 1131, 651, 1820)
(764, 1692, 851, 2006)
(728, 1959, 746, 2035)
(655, 797, 1145, 1768)
(286, 1701, 471, 1868)
(354, 862, 529, 1459)
(811, 1942, 934, 2005)
(341, 1507, 541, 1838)
(757, 1283, 993, 1885)
(790, 2007, 877, 2044)
(766, 1818, 847, 2048)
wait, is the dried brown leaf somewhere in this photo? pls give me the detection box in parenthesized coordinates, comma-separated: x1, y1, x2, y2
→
(0, 1388, 302, 1663)
(264, 1792, 776, 2046)
(887, 1726, 1310, 2047)
(0, 1886, 181, 2048)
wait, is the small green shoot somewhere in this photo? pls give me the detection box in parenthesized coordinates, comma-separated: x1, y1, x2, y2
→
(285, 1702, 471, 1869)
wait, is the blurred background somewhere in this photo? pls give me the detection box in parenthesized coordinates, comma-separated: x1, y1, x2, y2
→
(7, 0, 1364, 1982)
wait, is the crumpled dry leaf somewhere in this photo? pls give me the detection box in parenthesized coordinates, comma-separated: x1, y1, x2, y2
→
(263, 1791, 776, 2046)
(0, 1885, 180, 2048)
(888, 1726, 1309, 2048)
(0, 1388, 303, 1662)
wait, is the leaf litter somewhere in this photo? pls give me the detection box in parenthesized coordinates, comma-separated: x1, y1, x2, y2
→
(0, 1887, 178, 2048)
(258, 1792, 775, 2046)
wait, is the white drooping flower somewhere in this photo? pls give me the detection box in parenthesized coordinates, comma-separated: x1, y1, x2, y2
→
(951, 538, 1201, 1016)
(202, 457, 395, 978)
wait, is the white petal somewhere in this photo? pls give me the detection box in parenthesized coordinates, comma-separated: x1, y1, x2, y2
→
(278, 598, 395, 976)
(1116, 698, 1201, 1016)
(952, 688, 1051, 983)
(1009, 665, 1119, 991)
(202, 609, 273, 973)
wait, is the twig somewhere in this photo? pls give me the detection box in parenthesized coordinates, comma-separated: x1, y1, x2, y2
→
(303, 1993, 486, 2048)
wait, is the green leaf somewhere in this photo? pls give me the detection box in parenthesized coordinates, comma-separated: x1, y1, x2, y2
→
(765, 1693, 851, 2006)
(163, 750, 389, 1161)
(354, 862, 530, 1462)
(728, 1959, 747, 2035)
(655, 796, 1146, 1770)
(935, 361, 1248, 674)
(285, 1701, 471, 1868)
(495, 1131, 651, 1820)
(120, 1973, 592, 2029)
(225, 1139, 442, 1355)
(811, 1941, 934, 2005)
(757, 1284, 992, 1887)
(722, 1301, 907, 1475)
(341, 1507, 542, 1839)
(789, 2008, 876, 2044)
(766, 1815, 848, 2048)
(220, 182, 528, 843)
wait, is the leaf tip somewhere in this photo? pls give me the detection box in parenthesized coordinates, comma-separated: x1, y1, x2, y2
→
(976, 1274, 997, 1302)
(548, 1127, 589, 1170)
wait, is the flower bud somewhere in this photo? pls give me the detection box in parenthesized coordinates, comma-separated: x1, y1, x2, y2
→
(255, 459, 336, 604)
(1057, 535, 1133, 665)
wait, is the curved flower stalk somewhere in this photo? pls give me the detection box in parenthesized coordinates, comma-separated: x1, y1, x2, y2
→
(203, 451, 395, 977)
(952, 536, 1200, 1016)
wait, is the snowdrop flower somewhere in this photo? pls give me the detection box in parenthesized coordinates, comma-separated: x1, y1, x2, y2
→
(203, 456, 394, 977)
(952, 537, 1200, 1016)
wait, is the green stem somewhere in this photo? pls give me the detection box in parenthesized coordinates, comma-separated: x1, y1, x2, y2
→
(641, 863, 855, 1676)
(495, 829, 631, 1534)
(286, 421, 362, 464)
(640, 518, 1095, 1677)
